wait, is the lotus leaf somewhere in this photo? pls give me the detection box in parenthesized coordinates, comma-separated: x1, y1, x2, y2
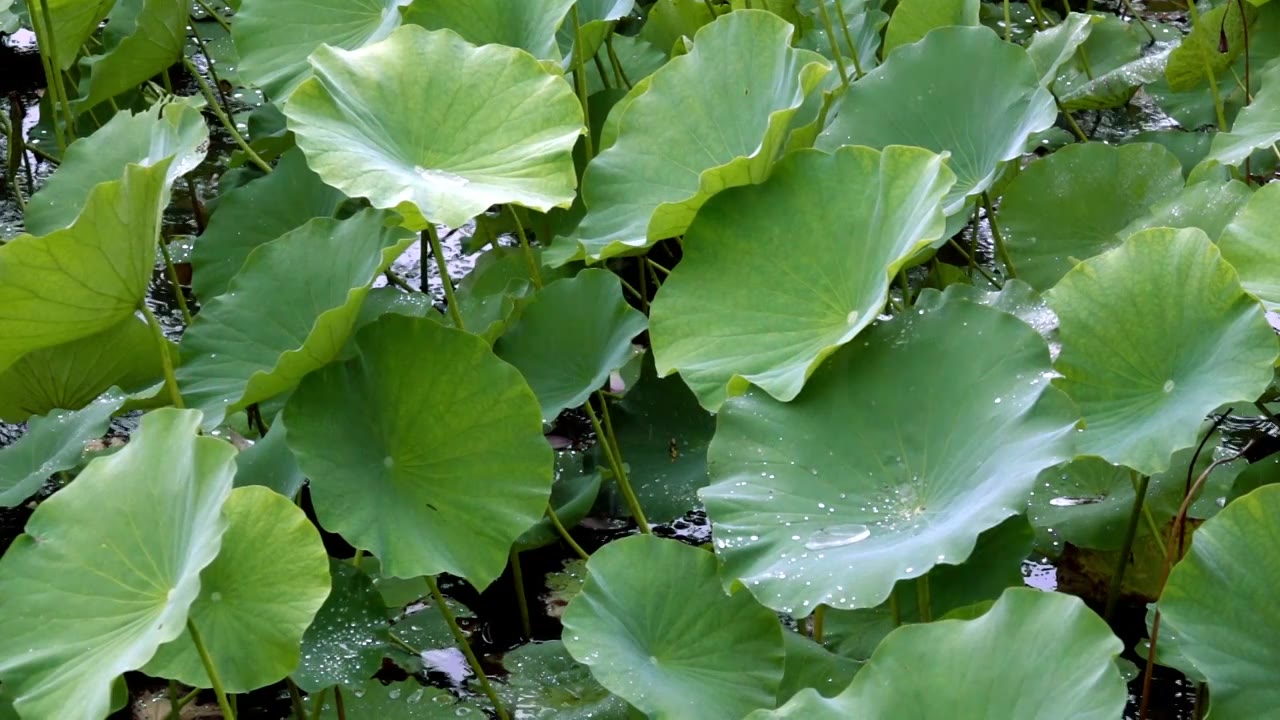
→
(562, 534, 785, 718)
(1049, 14, 1147, 111)
(316, 682, 485, 718)
(232, 415, 306, 499)
(0, 409, 234, 720)
(640, 0, 715, 53)
(794, 0, 888, 75)
(1046, 228, 1278, 476)
(72, 0, 188, 113)
(549, 10, 831, 264)
(292, 561, 390, 692)
(702, 301, 1077, 615)
(233, 0, 412, 99)
(1160, 485, 1280, 718)
(0, 391, 124, 508)
(1219, 181, 1280, 309)
(563, 0, 640, 77)
(816, 26, 1055, 214)
(650, 145, 954, 409)
(883, 0, 979, 56)
(1000, 142, 1186, 291)
(402, 0, 576, 62)
(1209, 59, 1280, 166)
(778, 631, 860, 702)
(285, 315, 554, 587)
(27, 0, 116, 70)
(496, 269, 647, 420)
(177, 209, 415, 428)
(492, 640, 630, 720)
(1118, 178, 1253, 241)
(1025, 12, 1096, 86)
(514, 451, 603, 551)
(755, 589, 1126, 719)
(285, 25, 583, 230)
(1165, 2, 1256, 93)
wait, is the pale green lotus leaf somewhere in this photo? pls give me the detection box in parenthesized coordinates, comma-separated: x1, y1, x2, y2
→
(1046, 228, 1278, 476)
(560, 0, 638, 73)
(0, 409, 235, 720)
(73, 0, 188, 114)
(1118, 178, 1253, 240)
(816, 26, 1055, 214)
(402, 0, 576, 61)
(232, 414, 307, 500)
(0, 391, 124, 507)
(1026, 12, 1097, 86)
(650, 145, 955, 410)
(883, 0, 979, 56)
(286, 25, 583, 230)
(1219, 181, 1280, 308)
(1165, 2, 1256, 93)
(549, 10, 831, 264)
(1209, 59, 1280, 166)
(562, 535, 785, 718)
(27, 0, 116, 70)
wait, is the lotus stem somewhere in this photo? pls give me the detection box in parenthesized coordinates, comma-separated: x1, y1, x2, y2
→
(888, 589, 901, 626)
(306, 688, 327, 720)
(1003, 0, 1012, 41)
(585, 395, 651, 533)
(182, 58, 273, 174)
(618, 275, 644, 302)
(159, 241, 193, 325)
(424, 225, 466, 330)
(605, 34, 632, 89)
(916, 575, 932, 622)
(286, 680, 308, 720)
(187, 619, 235, 720)
(1206, 61, 1228, 131)
(176, 687, 200, 711)
(510, 549, 533, 639)
(140, 300, 184, 408)
(569, 5, 594, 162)
(333, 687, 347, 720)
(832, 0, 866, 79)
(31, 0, 71, 152)
(812, 604, 826, 643)
(1056, 96, 1090, 142)
(592, 51, 613, 90)
(815, 0, 851, 87)
(425, 576, 510, 720)
(547, 503, 590, 560)
(897, 269, 912, 306)
(168, 681, 182, 720)
(982, 192, 1018, 279)
(703, 0, 716, 16)
(1104, 471, 1149, 621)
(194, 0, 233, 33)
(508, 205, 542, 290)
(189, 19, 235, 120)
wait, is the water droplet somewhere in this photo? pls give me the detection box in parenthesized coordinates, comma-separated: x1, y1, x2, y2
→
(1163, 379, 1175, 393)
(804, 524, 870, 550)
(1049, 495, 1105, 507)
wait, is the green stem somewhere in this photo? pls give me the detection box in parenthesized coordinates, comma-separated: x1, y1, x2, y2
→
(306, 688, 327, 720)
(584, 397, 651, 533)
(888, 589, 901, 627)
(570, 6, 594, 162)
(140, 301, 184, 408)
(31, 0, 68, 153)
(703, 0, 717, 16)
(168, 681, 182, 720)
(1206, 62, 1229, 131)
(815, 0, 851, 87)
(832, 0, 865, 79)
(424, 225, 465, 330)
(425, 576, 509, 720)
(182, 57, 273, 173)
(897, 269, 912, 306)
(1003, 0, 1013, 41)
(159, 241, 193, 325)
(982, 192, 1018, 279)
(333, 687, 347, 720)
(189, 19, 235, 120)
(508, 205, 542, 290)
(592, 51, 612, 90)
(946, 238, 1002, 289)
(547, 503, 590, 560)
(916, 575, 932, 622)
(618, 274, 644, 302)
(187, 620, 235, 720)
(287, 679, 307, 720)
(646, 257, 672, 276)
(1105, 472, 1149, 621)
(194, 0, 233, 33)
(605, 34, 633, 89)
(176, 688, 200, 711)
(1056, 96, 1090, 142)
(510, 549, 533, 639)
(812, 605, 826, 643)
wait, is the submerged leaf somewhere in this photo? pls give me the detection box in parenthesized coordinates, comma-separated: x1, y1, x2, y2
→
(0, 391, 124, 508)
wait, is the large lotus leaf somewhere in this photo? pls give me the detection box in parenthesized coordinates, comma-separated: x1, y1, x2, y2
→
(640, 0, 715, 53)
(1045, 228, 1278, 476)
(177, 209, 415, 428)
(913, 279, 1058, 346)
(0, 409, 234, 720)
(401, 0, 575, 61)
(1048, 14, 1148, 111)
(701, 301, 1077, 615)
(73, 0, 188, 114)
(495, 269, 647, 420)
(293, 560, 391, 692)
(1220, 181, 1280, 309)
(27, 0, 116, 70)
(25, 103, 208, 235)
(286, 25, 582, 231)
(316, 682, 485, 718)
(1165, 2, 1256, 92)
(1000, 142, 1186, 291)
(233, 0, 411, 99)
(562, 534, 785, 718)
(0, 315, 170, 422)
(1208, 59, 1280, 166)
(145, 486, 330, 692)
(548, 10, 832, 264)
(1160, 484, 1280, 718)
(0, 391, 124, 508)
(754, 589, 1126, 719)
(0, 162, 170, 373)
(1026, 12, 1096, 86)
(191, 148, 347, 301)
(816, 26, 1055, 214)
(650, 145, 954, 410)
(883, 0, 979, 56)
(285, 315, 554, 587)
(1119, 179, 1253, 242)
(778, 631, 860, 702)
(493, 641, 630, 720)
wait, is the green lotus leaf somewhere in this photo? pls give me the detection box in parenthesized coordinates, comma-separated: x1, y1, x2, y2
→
(548, 10, 831, 264)
(650, 145, 953, 410)
(1000, 142, 1186, 291)
(292, 560, 390, 692)
(1209, 59, 1280, 166)
(702, 301, 1077, 615)
(233, 0, 411, 99)
(1232, 452, 1280, 501)
(0, 409, 234, 720)
(1160, 484, 1280, 718)
(0, 315, 170, 422)
(492, 640, 630, 720)
(24, 102, 208, 235)
(177, 209, 415, 428)
(604, 354, 714, 522)
(27, 0, 116, 70)
(191, 148, 347, 301)
(913, 279, 1057, 343)
(1165, 2, 1256, 93)
(778, 631, 860, 703)
(73, 0, 188, 114)
(0, 391, 124, 508)
(316, 682, 485, 718)
(816, 26, 1055, 214)
(1058, 43, 1170, 111)
(569, 0, 644, 80)
(1046, 228, 1277, 476)
(514, 451, 603, 551)
(385, 593, 474, 674)
(1119, 178, 1253, 241)
(285, 315, 554, 587)
(586, 33, 667, 93)
(794, 0, 888, 76)
(1220, 181, 1280, 309)
(233, 414, 306, 499)
(496, 269, 646, 420)
(0, 161, 170, 373)
(755, 589, 1126, 719)
(562, 534, 785, 718)
(1026, 12, 1096, 86)
(0, 0, 14, 33)
(1048, 14, 1149, 111)
(454, 246, 570, 343)
(883, 0, 979, 56)
(640, 0, 715, 53)
(144, 486, 330, 691)
(402, 0, 575, 61)
(286, 25, 582, 231)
